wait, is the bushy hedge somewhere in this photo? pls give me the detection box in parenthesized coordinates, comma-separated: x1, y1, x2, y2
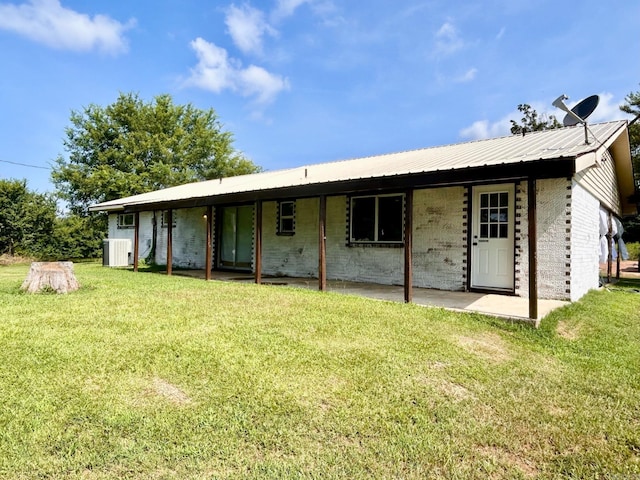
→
(626, 242, 640, 261)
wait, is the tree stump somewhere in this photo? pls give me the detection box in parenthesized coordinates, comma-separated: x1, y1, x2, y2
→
(21, 262, 80, 294)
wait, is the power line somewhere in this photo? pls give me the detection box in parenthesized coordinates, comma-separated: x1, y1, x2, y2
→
(0, 159, 51, 170)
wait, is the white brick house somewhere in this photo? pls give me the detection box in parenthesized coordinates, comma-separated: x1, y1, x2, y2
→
(91, 121, 637, 319)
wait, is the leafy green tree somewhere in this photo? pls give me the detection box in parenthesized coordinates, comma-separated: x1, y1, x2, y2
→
(0, 179, 57, 256)
(620, 87, 640, 184)
(510, 103, 562, 135)
(52, 214, 104, 259)
(620, 85, 640, 243)
(52, 92, 260, 215)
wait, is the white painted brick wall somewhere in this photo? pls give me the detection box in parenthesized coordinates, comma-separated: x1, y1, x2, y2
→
(262, 195, 404, 285)
(518, 178, 572, 300)
(107, 212, 154, 264)
(261, 198, 319, 277)
(260, 188, 465, 289)
(569, 181, 600, 301)
(107, 178, 597, 301)
(156, 207, 208, 268)
(324, 196, 404, 285)
(412, 187, 466, 290)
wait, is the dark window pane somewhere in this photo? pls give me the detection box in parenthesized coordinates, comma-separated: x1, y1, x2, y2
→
(281, 218, 294, 232)
(378, 195, 403, 242)
(490, 193, 498, 207)
(480, 224, 488, 238)
(480, 194, 488, 208)
(490, 209, 499, 222)
(118, 214, 135, 228)
(499, 208, 508, 222)
(500, 192, 508, 207)
(280, 202, 294, 217)
(352, 197, 375, 241)
(480, 210, 488, 223)
(490, 224, 498, 238)
(499, 224, 508, 238)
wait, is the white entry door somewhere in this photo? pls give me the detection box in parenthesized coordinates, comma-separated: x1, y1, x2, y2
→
(471, 184, 515, 291)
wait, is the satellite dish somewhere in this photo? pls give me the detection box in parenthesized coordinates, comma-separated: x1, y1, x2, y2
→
(562, 94, 599, 126)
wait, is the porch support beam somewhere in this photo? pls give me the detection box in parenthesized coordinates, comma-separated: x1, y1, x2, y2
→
(318, 195, 327, 291)
(616, 242, 621, 279)
(404, 189, 413, 303)
(607, 212, 613, 283)
(167, 209, 173, 276)
(205, 205, 212, 281)
(133, 212, 140, 272)
(527, 178, 538, 321)
(255, 200, 263, 284)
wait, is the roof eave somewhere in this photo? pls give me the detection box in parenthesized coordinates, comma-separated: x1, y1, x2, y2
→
(105, 158, 576, 213)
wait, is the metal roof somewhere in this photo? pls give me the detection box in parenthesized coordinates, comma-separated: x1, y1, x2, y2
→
(90, 120, 630, 211)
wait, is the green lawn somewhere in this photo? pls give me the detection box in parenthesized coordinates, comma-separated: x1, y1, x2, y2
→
(1, 263, 639, 479)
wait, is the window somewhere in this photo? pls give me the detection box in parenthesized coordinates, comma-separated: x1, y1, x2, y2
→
(161, 210, 176, 228)
(349, 194, 404, 244)
(277, 200, 295, 235)
(117, 213, 135, 229)
(478, 192, 509, 239)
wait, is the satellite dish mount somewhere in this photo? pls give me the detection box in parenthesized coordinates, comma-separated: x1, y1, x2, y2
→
(552, 94, 599, 144)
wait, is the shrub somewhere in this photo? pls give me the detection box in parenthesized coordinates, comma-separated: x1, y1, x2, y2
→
(626, 242, 640, 261)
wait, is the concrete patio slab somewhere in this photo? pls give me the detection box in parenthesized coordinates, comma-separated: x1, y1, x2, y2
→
(169, 270, 568, 324)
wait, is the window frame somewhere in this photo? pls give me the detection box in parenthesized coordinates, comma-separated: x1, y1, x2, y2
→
(348, 193, 405, 246)
(161, 210, 176, 228)
(478, 191, 509, 239)
(276, 200, 296, 236)
(117, 213, 135, 229)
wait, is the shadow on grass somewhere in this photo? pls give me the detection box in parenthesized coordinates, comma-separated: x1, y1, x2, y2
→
(606, 277, 640, 292)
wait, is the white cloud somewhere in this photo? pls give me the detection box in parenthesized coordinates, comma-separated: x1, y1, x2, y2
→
(272, 0, 311, 20)
(454, 67, 478, 83)
(238, 64, 290, 103)
(459, 117, 511, 141)
(434, 21, 464, 57)
(186, 37, 290, 105)
(496, 27, 506, 40)
(0, 0, 134, 54)
(225, 4, 276, 55)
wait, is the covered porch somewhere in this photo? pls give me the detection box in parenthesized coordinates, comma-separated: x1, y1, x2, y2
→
(130, 180, 546, 322)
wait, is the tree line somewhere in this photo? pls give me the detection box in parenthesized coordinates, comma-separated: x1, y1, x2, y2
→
(1, 87, 639, 260)
(1, 92, 260, 260)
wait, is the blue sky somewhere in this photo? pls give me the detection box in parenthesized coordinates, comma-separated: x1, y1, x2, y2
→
(0, 0, 638, 195)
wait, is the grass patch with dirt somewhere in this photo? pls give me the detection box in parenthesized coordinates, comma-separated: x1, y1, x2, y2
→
(1, 262, 639, 479)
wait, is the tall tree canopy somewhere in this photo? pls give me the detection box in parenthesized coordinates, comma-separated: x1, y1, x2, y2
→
(52, 93, 260, 215)
(620, 85, 640, 242)
(620, 86, 640, 184)
(0, 179, 57, 256)
(510, 103, 562, 135)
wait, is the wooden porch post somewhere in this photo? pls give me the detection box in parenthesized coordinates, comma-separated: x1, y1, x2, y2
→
(133, 212, 140, 272)
(404, 189, 413, 303)
(613, 214, 620, 280)
(528, 178, 538, 321)
(607, 212, 613, 283)
(318, 195, 327, 291)
(255, 200, 262, 284)
(166, 209, 173, 276)
(205, 205, 212, 281)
